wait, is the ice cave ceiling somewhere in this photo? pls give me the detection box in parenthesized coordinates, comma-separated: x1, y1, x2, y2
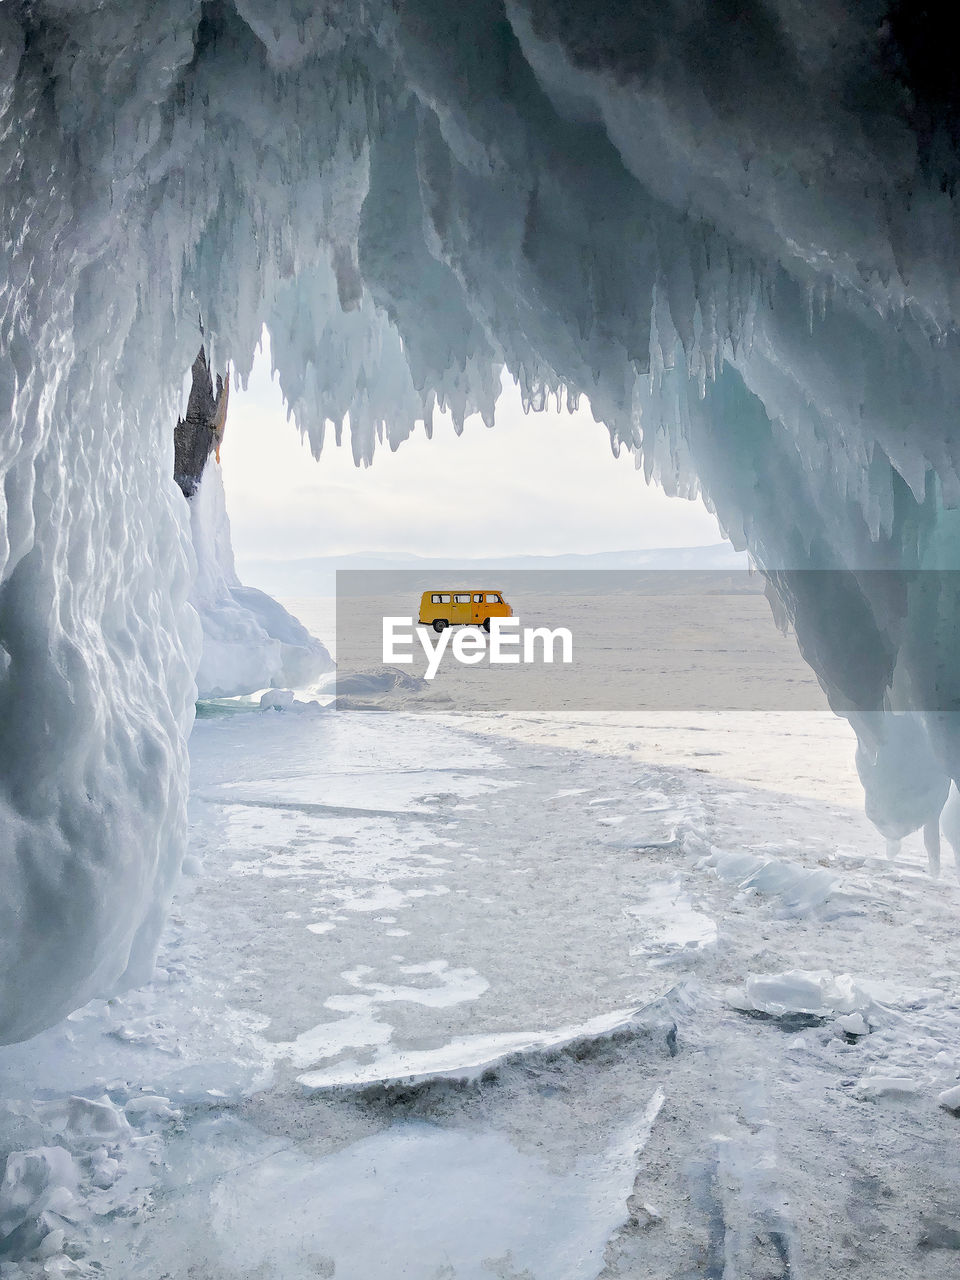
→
(3, 0, 960, 1039)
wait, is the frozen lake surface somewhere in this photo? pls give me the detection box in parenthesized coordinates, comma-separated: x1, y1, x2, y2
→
(2, 706, 960, 1277)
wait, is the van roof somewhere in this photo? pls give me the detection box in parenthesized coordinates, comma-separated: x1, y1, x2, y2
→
(422, 588, 501, 593)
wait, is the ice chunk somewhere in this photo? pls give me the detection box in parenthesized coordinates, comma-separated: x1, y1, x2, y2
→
(123, 1095, 181, 1124)
(298, 1005, 656, 1092)
(0, 1146, 78, 1250)
(89, 1149, 121, 1190)
(836, 1012, 870, 1037)
(259, 688, 295, 711)
(698, 845, 836, 915)
(728, 970, 875, 1021)
(63, 1096, 131, 1145)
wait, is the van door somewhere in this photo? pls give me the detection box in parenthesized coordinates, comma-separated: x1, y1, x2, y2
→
(451, 593, 472, 624)
(472, 593, 484, 625)
(427, 593, 451, 626)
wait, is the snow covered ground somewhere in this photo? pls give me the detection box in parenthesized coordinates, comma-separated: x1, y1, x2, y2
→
(2, 699, 960, 1277)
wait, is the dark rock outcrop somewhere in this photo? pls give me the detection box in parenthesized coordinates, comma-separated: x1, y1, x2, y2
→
(174, 348, 229, 499)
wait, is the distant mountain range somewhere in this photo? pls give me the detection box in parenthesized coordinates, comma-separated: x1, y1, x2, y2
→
(238, 544, 750, 597)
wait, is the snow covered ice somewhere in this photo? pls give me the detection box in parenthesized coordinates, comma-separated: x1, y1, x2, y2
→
(5, 0, 960, 1272)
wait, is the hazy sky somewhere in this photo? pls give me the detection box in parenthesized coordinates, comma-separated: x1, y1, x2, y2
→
(221, 334, 723, 565)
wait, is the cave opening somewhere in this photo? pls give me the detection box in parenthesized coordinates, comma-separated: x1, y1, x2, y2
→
(4, 0, 960, 1271)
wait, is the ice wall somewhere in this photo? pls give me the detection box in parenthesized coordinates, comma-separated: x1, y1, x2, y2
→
(4, 0, 960, 1037)
(189, 454, 333, 697)
(175, 346, 333, 697)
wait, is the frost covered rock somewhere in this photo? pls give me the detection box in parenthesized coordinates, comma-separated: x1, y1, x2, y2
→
(174, 349, 229, 500)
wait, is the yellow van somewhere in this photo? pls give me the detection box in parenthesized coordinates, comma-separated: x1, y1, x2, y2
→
(419, 590, 513, 633)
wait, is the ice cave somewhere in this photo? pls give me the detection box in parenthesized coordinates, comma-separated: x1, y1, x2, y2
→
(4, 1, 960, 1275)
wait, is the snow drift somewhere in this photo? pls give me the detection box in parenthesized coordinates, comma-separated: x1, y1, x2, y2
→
(4, 0, 960, 1038)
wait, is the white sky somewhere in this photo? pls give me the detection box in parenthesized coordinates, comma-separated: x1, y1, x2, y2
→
(221, 334, 723, 563)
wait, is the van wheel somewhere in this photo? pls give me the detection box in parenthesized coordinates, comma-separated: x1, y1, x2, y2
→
(433, 618, 448, 633)
(482, 618, 491, 633)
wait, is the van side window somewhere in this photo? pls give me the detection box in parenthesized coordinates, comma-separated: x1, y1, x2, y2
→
(431, 594, 442, 603)
(439, 594, 450, 603)
(485, 594, 501, 603)
(454, 593, 470, 604)
(474, 594, 483, 603)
